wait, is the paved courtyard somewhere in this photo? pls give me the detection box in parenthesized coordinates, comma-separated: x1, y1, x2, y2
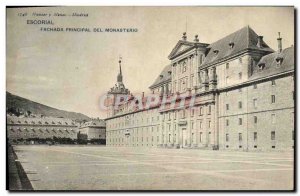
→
(12, 145, 294, 190)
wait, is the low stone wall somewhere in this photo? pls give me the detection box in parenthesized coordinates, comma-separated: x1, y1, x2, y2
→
(7, 144, 33, 190)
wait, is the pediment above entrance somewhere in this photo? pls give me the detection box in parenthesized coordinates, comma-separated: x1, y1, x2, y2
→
(168, 40, 195, 60)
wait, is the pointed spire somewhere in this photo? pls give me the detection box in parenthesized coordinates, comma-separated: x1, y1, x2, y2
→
(119, 56, 122, 76)
(117, 56, 123, 83)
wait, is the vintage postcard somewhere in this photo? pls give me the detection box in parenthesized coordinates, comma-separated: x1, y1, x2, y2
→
(6, 6, 295, 191)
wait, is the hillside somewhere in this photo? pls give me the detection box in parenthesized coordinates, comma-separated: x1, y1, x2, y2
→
(6, 92, 91, 121)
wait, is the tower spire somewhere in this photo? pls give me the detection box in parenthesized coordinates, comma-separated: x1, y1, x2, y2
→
(119, 56, 122, 76)
(117, 56, 123, 82)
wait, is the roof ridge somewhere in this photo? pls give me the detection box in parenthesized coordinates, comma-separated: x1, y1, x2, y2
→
(246, 25, 250, 48)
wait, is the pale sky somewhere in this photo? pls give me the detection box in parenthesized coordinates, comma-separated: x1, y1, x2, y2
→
(6, 6, 294, 118)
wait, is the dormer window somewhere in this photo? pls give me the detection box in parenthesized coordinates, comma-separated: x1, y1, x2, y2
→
(276, 57, 283, 66)
(168, 71, 172, 75)
(258, 63, 265, 70)
(213, 49, 219, 55)
(160, 75, 163, 79)
(229, 42, 234, 48)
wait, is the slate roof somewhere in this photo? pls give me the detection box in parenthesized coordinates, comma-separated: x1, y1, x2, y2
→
(7, 115, 77, 126)
(249, 46, 294, 80)
(202, 26, 274, 66)
(80, 119, 106, 128)
(149, 64, 172, 89)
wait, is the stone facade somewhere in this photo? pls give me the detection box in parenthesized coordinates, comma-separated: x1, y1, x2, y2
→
(7, 115, 78, 141)
(105, 26, 294, 151)
(78, 119, 106, 140)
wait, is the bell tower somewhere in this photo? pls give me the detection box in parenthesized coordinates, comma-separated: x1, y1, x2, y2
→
(106, 57, 130, 118)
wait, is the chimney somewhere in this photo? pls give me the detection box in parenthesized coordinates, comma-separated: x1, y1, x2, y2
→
(277, 32, 282, 52)
(257, 36, 263, 48)
(182, 32, 187, 41)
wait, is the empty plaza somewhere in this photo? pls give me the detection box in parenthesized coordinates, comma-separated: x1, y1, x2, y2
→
(13, 145, 294, 190)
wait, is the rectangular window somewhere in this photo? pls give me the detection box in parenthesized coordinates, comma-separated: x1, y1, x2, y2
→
(254, 132, 257, 141)
(253, 98, 257, 108)
(200, 132, 203, 142)
(239, 118, 242, 125)
(183, 64, 186, 73)
(238, 101, 242, 109)
(226, 104, 229, 110)
(226, 119, 229, 126)
(292, 130, 294, 140)
(200, 121, 203, 129)
(199, 107, 203, 116)
(191, 108, 194, 117)
(192, 133, 194, 143)
(253, 84, 257, 89)
(271, 95, 276, 103)
(226, 63, 229, 69)
(271, 131, 276, 140)
(208, 106, 211, 115)
(254, 116, 257, 124)
(226, 133, 229, 142)
(272, 80, 276, 86)
(239, 133, 242, 142)
(239, 72, 242, 79)
(208, 120, 211, 128)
